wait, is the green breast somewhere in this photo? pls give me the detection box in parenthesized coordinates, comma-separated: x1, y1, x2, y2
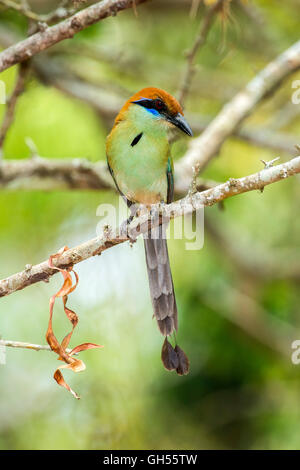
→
(106, 107, 171, 205)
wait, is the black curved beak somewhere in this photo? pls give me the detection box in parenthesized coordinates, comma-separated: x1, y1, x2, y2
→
(168, 113, 193, 136)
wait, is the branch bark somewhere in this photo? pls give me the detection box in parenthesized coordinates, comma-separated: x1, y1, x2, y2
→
(0, 156, 218, 193)
(175, 39, 300, 182)
(0, 339, 71, 353)
(0, 157, 112, 190)
(0, 155, 299, 298)
(0, 0, 149, 73)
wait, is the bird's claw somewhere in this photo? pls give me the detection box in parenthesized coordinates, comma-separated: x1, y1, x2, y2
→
(120, 216, 132, 238)
(119, 212, 138, 244)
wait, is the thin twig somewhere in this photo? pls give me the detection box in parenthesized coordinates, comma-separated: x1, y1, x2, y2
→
(0, 339, 71, 353)
(189, 0, 201, 19)
(0, 62, 29, 152)
(0, 0, 76, 24)
(0, 154, 299, 298)
(178, 0, 223, 106)
(267, 101, 300, 131)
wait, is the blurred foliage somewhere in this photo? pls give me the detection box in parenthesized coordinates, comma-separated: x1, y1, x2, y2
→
(0, 0, 300, 450)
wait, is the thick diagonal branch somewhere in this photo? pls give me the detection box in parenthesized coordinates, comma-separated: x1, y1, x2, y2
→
(0, 155, 299, 299)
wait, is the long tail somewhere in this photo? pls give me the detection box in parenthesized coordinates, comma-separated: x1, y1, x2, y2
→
(143, 224, 178, 336)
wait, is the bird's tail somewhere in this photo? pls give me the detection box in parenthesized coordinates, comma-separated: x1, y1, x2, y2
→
(143, 224, 178, 336)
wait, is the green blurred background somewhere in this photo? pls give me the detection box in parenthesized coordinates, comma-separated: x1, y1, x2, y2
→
(0, 0, 300, 450)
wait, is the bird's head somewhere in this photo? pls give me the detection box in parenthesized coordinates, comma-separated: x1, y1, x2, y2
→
(115, 87, 193, 137)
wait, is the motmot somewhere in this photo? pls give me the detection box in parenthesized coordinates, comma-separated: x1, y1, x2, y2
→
(106, 87, 193, 373)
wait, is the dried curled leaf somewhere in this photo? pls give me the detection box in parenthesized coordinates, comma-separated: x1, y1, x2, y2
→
(70, 343, 102, 356)
(161, 337, 179, 371)
(46, 246, 102, 399)
(54, 364, 83, 400)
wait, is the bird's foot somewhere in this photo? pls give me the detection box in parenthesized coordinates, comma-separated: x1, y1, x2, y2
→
(119, 215, 135, 242)
(119, 203, 140, 242)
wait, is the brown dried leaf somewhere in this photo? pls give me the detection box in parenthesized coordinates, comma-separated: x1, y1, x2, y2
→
(46, 295, 71, 363)
(161, 337, 179, 371)
(54, 368, 80, 400)
(70, 343, 103, 356)
(63, 296, 78, 326)
(174, 345, 190, 376)
(45, 246, 102, 398)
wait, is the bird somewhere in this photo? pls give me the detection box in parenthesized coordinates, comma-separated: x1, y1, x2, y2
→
(106, 87, 193, 374)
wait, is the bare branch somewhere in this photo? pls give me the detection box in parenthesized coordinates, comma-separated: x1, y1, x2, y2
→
(0, 157, 112, 190)
(0, 0, 149, 73)
(0, 156, 218, 193)
(176, 40, 300, 182)
(187, 112, 299, 155)
(0, 155, 299, 298)
(267, 101, 300, 131)
(0, 339, 71, 353)
(0, 0, 76, 24)
(178, 0, 223, 106)
(0, 62, 29, 152)
(189, 0, 201, 19)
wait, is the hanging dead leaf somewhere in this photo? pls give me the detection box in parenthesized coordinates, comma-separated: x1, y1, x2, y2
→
(54, 364, 83, 400)
(45, 246, 102, 399)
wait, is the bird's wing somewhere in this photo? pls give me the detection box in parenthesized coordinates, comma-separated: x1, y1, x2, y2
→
(107, 161, 132, 208)
(107, 161, 121, 195)
(166, 157, 174, 204)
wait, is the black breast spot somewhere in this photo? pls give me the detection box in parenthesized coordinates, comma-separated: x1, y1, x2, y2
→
(131, 132, 143, 147)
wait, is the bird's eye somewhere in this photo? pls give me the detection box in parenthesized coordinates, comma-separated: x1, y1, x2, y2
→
(154, 99, 165, 111)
